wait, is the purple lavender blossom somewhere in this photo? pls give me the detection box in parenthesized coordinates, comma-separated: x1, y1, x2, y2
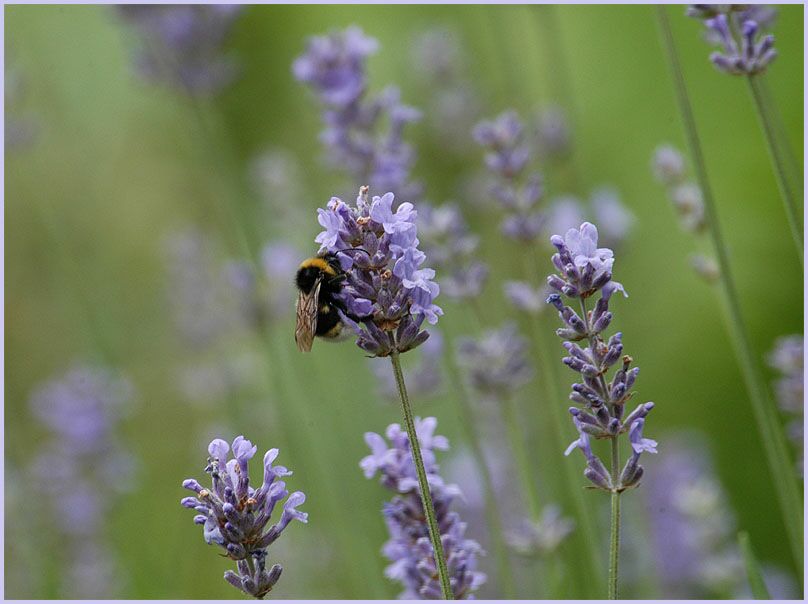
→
(117, 5, 244, 94)
(312, 187, 441, 357)
(506, 504, 575, 557)
(546, 222, 656, 492)
(456, 323, 533, 401)
(410, 27, 482, 153)
(687, 6, 777, 75)
(590, 187, 636, 247)
(504, 281, 547, 315)
(294, 27, 422, 201)
(474, 110, 546, 241)
(643, 433, 746, 597)
(182, 436, 307, 599)
(652, 145, 708, 234)
(767, 335, 804, 475)
(29, 364, 136, 598)
(418, 202, 488, 300)
(535, 106, 571, 159)
(361, 417, 486, 598)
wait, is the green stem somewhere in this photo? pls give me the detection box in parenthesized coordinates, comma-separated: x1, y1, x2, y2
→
(608, 437, 621, 600)
(657, 6, 804, 577)
(502, 395, 542, 520)
(390, 350, 453, 600)
(443, 331, 517, 598)
(758, 76, 803, 200)
(746, 74, 803, 263)
(739, 531, 772, 599)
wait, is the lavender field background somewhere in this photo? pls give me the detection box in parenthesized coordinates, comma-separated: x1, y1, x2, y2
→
(5, 4, 804, 600)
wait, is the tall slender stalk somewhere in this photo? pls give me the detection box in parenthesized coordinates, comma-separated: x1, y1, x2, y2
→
(608, 437, 621, 600)
(443, 329, 516, 598)
(657, 6, 803, 575)
(746, 74, 803, 263)
(390, 350, 453, 600)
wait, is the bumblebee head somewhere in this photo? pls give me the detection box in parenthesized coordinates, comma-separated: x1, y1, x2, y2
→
(296, 255, 340, 294)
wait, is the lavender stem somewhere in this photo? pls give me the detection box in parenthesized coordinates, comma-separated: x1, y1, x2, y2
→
(608, 436, 621, 600)
(389, 350, 453, 599)
(746, 74, 803, 263)
(657, 5, 804, 575)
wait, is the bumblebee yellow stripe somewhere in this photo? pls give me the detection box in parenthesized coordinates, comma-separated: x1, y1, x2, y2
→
(298, 257, 336, 276)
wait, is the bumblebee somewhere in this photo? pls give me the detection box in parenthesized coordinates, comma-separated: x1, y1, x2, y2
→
(294, 253, 351, 352)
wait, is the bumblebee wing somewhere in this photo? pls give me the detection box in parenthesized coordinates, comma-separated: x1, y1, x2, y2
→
(295, 279, 321, 352)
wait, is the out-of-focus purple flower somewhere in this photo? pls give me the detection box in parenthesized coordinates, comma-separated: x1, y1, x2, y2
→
(474, 110, 546, 242)
(767, 335, 804, 475)
(643, 433, 748, 597)
(312, 187, 441, 357)
(117, 5, 244, 94)
(294, 27, 421, 201)
(688, 7, 777, 75)
(182, 436, 307, 598)
(652, 145, 686, 184)
(504, 281, 547, 315)
(590, 187, 635, 247)
(410, 28, 482, 153)
(535, 106, 571, 159)
(261, 242, 303, 321)
(689, 253, 720, 283)
(164, 228, 242, 346)
(5, 61, 37, 150)
(506, 504, 575, 556)
(418, 202, 488, 300)
(651, 145, 707, 233)
(28, 364, 136, 598)
(544, 196, 586, 242)
(547, 222, 655, 492)
(372, 330, 443, 400)
(456, 323, 533, 401)
(362, 417, 486, 599)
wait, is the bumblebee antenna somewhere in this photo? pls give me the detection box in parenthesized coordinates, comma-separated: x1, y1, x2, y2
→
(333, 247, 371, 258)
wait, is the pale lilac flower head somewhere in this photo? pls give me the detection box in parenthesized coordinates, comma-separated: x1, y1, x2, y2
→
(292, 26, 378, 107)
(547, 223, 655, 492)
(362, 417, 486, 598)
(548, 222, 623, 300)
(767, 335, 803, 474)
(418, 202, 488, 300)
(28, 364, 136, 597)
(590, 187, 635, 247)
(688, 7, 777, 75)
(644, 433, 747, 597)
(456, 323, 533, 400)
(652, 145, 686, 184)
(294, 28, 421, 201)
(117, 5, 244, 94)
(536, 106, 571, 159)
(504, 281, 547, 315)
(313, 187, 442, 356)
(507, 504, 575, 556)
(181, 437, 306, 598)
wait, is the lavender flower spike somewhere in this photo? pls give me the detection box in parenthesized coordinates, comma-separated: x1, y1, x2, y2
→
(547, 221, 656, 597)
(688, 6, 777, 75)
(294, 27, 422, 200)
(362, 417, 486, 598)
(182, 437, 307, 599)
(767, 335, 804, 476)
(313, 186, 442, 357)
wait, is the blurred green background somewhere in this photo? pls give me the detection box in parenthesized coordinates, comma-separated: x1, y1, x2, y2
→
(5, 4, 803, 600)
